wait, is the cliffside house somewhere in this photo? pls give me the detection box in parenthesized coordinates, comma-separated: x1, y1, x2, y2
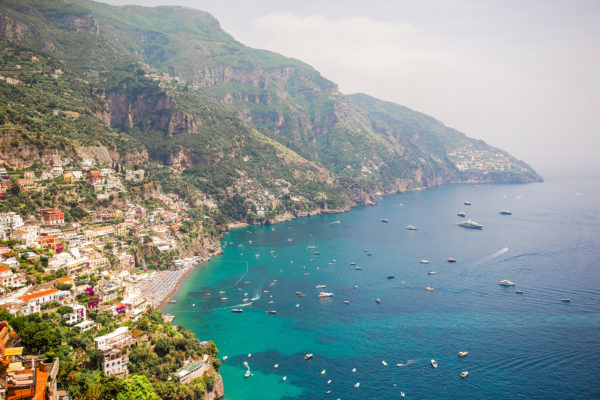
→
(41, 209, 64, 225)
(0, 267, 26, 289)
(100, 348, 129, 377)
(15, 179, 36, 192)
(93, 326, 132, 351)
(16, 288, 70, 315)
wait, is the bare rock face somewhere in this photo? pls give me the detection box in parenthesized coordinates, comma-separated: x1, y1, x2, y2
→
(75, 145, 113, 165)
(203, 371, 224, 400)
(166, 148, 204, 171)
(167, 112, 199, 136)
(106, 90, 174, 131)
(0, 15, 26, 42)
(68, 13, 99, 35)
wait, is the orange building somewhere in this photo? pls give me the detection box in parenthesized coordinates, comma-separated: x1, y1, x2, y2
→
(15, 179, 36, 192)
(41, 209, 64, 225)
(89, 170, 102, 182)
(34, 234, 60, 250)
(1, 321, 60, 400)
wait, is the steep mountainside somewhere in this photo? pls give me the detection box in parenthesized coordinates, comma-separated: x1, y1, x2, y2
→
(0, 0, 540, 223)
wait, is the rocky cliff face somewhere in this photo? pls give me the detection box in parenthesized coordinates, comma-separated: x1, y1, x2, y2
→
(203, 370, 224, 400)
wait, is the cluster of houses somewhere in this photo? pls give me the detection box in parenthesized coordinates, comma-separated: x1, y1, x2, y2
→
(0, 163, 214, 380)
(447, 144, 529, 173)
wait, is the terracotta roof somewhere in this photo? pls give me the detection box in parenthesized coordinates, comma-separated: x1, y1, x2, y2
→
(0, 266, 11, 273)
(57, 277, 72, 283)
(18, 289, 58, 302)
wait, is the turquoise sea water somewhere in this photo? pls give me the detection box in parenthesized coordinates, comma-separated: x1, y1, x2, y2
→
(165, 177, 600, 399)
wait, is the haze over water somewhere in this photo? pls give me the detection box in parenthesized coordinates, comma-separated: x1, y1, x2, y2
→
(166, 176, 600, 399)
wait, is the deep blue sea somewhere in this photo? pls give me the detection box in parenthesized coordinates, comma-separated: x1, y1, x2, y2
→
(165, 176, 600, 399)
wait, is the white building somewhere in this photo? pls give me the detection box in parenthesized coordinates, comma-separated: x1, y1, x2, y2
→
(64, 303, 87, 325)
(94, 326, 132, 351)
(0, 212, 24, 230)
(101, 348, 129, 376)
(0, 266, 26, 289)
(17, 288, 70, 315)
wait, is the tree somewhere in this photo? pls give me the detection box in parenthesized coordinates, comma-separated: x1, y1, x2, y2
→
(116, 375, 160, 400)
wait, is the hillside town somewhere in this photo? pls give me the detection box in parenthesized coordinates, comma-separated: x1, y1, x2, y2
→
(0, 160, 224, 399)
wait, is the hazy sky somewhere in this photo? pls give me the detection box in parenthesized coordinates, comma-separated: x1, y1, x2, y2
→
(102, 0, 600, 175)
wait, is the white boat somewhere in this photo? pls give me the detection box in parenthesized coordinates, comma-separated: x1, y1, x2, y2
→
(500, 210, 512, 215)
(343, 300, 350, 304)
(316, 284, 327, 289)
(425, 287, 435, 291)
(243, 361, 249, 367)
(464, 201, 471, 205)
(274, 363, 279, 368)
(458, 351, 468, 357)
(428, 271, 436, 275)
(431, 359, 438, 368)
(382, 360, 388, 366)
(319, 292, 334, 298)
(401, 392, 405, 397)
(354, 382, 360, 388)
(248, 354, 252, 358)
(461, 371, 469, 378)
(327, 379, 331, 384)
(516, 290, 524, 294)
(321, 369, 326, 375)
(282, 376, 287, 381)
(396, 363, 404, 367)
(561, 298, 571, 302)
(352, 368, 356, 372)
(375, 298, 381, 303)
(499, 280, 515, 286)
(222, 356, 228, 361)
(406, 225, 417, 230)
(245, 370, 250, 378)
(457, 211, 466, 217)
(304, 353, 313, 360)
(457, 219, 484, 229)
(420, 259, 429, 264)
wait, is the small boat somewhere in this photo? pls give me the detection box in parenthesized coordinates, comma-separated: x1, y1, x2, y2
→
(516, 290, 524, 294)
(313, 251, 320, 255)
(382, 360, 388, 366)
(375, 298, 381, 303)
(222, 356, 228, 361)
(316, 284, 327, 289)
(464, 201, 471, 205)
(296, 292, 305, 297)
(343, 300, 350, 304)
(350, 262, 357, 265)
(219, 290, 226, 294)
(321, 369, 326, 375)
(282, 376, 287, 381)
(406, 225, 417, 230)
(401, 392, 405, 397)
(561, 298, 571, 302)
(461, 371, 469, 378)
(232, 309, 244, 313)
(354, 382, 360, 388)
(327, 379, 331, 384)
(319, 292, 334, 298)
(243, 361, 249, 367)
(304, 353, 313, 360)
(295, 304, 300, 308)
(245, 370, 250, 378)
(458, 352, 469, 357)
(428, 271, 436, 275)
(420, 259, 429, 264)
(396, 363, 404, 367)
(352, 368, 356, 372)
(386, 275, 394, 279)
(274, 364, 279, 368)
(221, 297, 228, 301)
(267, 310, 277, 315)
(192, 304, 196, 307)
(431, 359, 438, 368)
(457, 211, 466, 217)
(326, 390, 331, 394)
(425, 287, 435, 291)
(355, 266, 362, 270)
(248, 354, 252, 358)
(499, 280, 515, 286)
(457, 219, 484, 229)
(500, 210, 512, 215)
(381, 219, 389, 223)
(447, 258, 457, 263)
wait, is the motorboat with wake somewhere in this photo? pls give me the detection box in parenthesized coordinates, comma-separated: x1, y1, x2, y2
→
(457, 219, 484, 229)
